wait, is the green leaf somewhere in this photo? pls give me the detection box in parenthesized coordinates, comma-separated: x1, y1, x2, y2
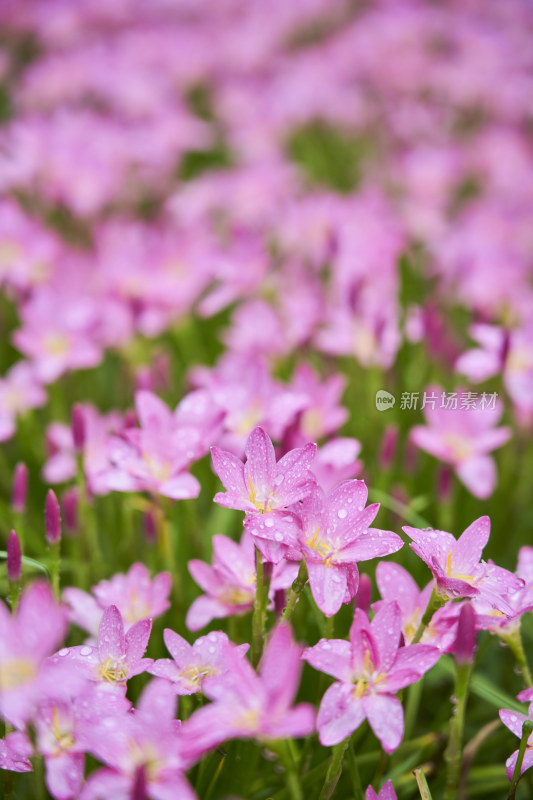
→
(0, 551, 51, 578)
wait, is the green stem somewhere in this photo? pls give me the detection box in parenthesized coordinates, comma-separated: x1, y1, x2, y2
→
(50, 540, 61, 601)
(252, 546, 267, 667)
(9, 579, 21, 614)
(347, 740, 364, 800)
(281, 561, 308, 624)
(404, 678, 424, 742)
(508, 720, 533, 800)
(76, 455, 102, 577)
(414, 768, 433, 800)
(502, 628, 533, 689)
(319, 740, 349, 800)
(411, 586, 446, 645)
(443, 660, 473, 800)
(271, 741, 303, 800)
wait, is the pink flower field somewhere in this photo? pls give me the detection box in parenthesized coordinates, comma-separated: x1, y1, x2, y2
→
(1, 1, 533, 799)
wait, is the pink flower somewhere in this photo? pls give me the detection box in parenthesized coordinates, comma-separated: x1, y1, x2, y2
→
(63, 563, 171, 638)
(211, 426, 317, 515)
(0, 730, 32, 773)
(50, 605, 152, 691)
(284, 364, 348, 446)
(409, 385, 511, 498)
(0, 582, 74, 729)
(303, 603, 440, 751)
(311, 437, 363, 492)
(366, 780, 397, 800)
(0, 361, 47, 442)
(375, 562, 458, 650)
(105, 389, 222, 500)
(186, 531, 298, 631)
(79, 679, 196, 800)
(181, 625, 314, 757)
(403, 517, 523, 612)
(248, 481, 402, 616)
(35, 687, 130, 800)
(149, 629, 248, 695)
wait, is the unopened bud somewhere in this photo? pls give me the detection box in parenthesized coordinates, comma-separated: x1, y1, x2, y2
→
(7, 530, 21, 582)
(62, 487, 79, 535)
(356, 573, 372, 614)
(144, 508, 156, 544)
(11, 462, 28, 514)
(378, 425, 398, 471)
(455, 603, 477, 664)
(45, 490, 62, 544)
(71, 404, 86, 451)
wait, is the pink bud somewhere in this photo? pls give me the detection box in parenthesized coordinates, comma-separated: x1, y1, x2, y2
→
(144, 508, 157, 544)
(455, 603, 477, 664)
(378, 425, 398, 470)
(45, 489, 62, 544)
(135, 367, 153, 392)
(62, 487, 79, 535)
(11, 462, 28, 514)
(7, 530, 21, 582)
(71, 404, 86, 451)
(437, 465, 453, 503)
(355, 573, 371, 614)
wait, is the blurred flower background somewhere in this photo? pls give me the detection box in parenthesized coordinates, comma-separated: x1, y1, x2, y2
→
(1, 0, 533, 798)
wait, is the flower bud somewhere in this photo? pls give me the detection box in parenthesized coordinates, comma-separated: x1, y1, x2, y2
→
(45, 489, 62, 544)
(455, 603, 476, 664)
(132, 765, 147, 800)
(71, 404, 86, 451)
(11, 462, 28, 514)
(62, 487, 79, 535)
(7, 530, 21, 582)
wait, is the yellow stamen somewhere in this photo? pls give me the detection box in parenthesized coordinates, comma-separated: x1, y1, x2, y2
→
(305, 527, 333, 561)
(99, 657, 128, 683)
(0, 659, 37, 691)
(445, 550, 475, 582)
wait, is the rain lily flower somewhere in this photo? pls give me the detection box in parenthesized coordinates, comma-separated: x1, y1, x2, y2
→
(409, 385, 511, 498)
(403, 517, 523, 612)
(35, 688, 130, 800)
(148, 629, 248, 694)
(0, 361, 47, 442)
(50, 605, 152, 691)
(303, 602, 440, 750)
(311, 437, 363, 491)
(181, 624, 314, 757)
(186, 532, 298, 630)
(0, 582, 75, 729)
(63, 563, 171, 638)
(375, 562, 458, 650)
(105, 389, 222, 500)
(0, 730, 33, 773)
(79, 679, 196, 800)
(211, 425, 317, 515)
(248, 480, 402, 615)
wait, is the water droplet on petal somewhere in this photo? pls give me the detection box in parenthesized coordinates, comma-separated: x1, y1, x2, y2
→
(264, 518, 274, 528)
(80, 646, 92, 656)
(338, 509, 347, 519)
(58, 648, 69, 657)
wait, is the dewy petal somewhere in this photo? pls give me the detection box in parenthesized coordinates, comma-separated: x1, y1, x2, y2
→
(275, 442, 317, 506)
(45, 752, 84, 800)
(244, 426, 276, 495)
(328, 480, 369, 521)
(499, 709, 528, 739)
(302, 638, 353, 683)
(370, 602, 401, 672)
(98, 605, 126, 661)
(260, 624, 302, 713)
(363, 693, 403, 753)
(376, 563, 420, 613)
(163, 629, 194, 667)
(385, 645, 441, 692)
(455, 456, 496, 499)
(18, 581, 67, 660)
(317, 682, 365, 747)
(188, 560, 222, 595)
(135, 391, 172, 429)
(125, 619, 151, 664)
(307, 561, 347, 617)
(211, 446, 246, 497)
(452, 516, 490, 573)
(335, 529, 403, 563)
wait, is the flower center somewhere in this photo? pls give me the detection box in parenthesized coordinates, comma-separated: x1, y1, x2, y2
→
(99, 657, 128, 683)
